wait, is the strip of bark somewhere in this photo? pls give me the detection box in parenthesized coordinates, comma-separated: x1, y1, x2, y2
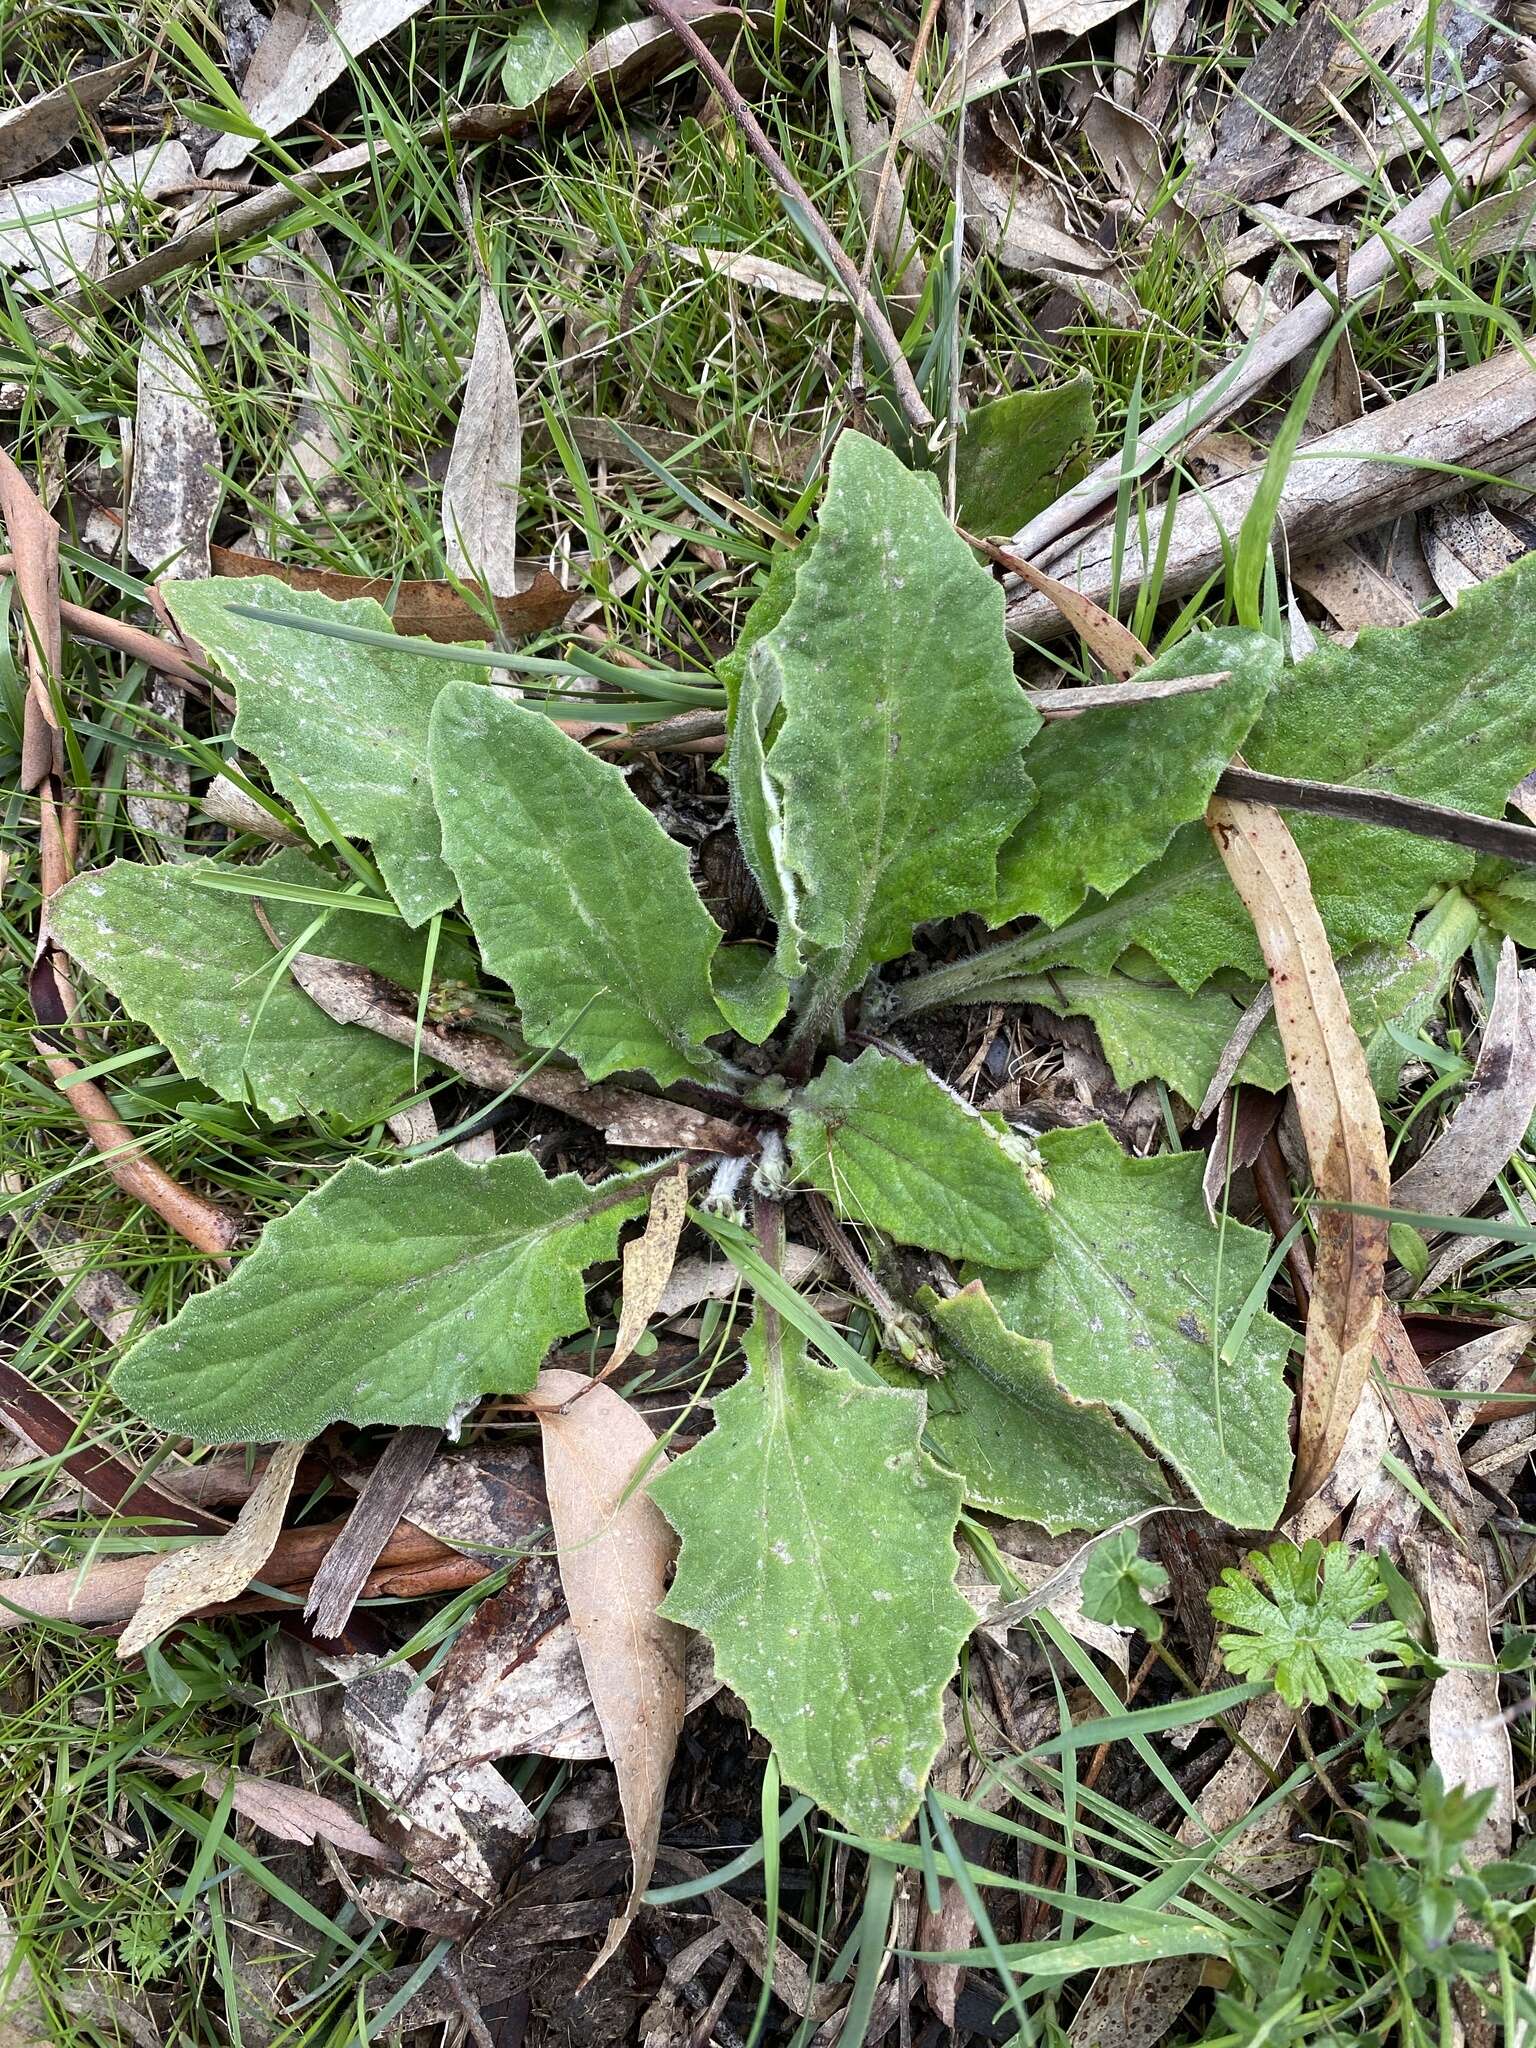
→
(1008, 107, 1536, 565)
(305, 1425, 444, 1638)
(1006, 348, 1536, 641)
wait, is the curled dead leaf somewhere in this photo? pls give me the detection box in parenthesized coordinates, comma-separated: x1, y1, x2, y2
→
(603, 1160, 690, 1383)
(118, 1441, 305, 1657)
(207, 545, 572, 640)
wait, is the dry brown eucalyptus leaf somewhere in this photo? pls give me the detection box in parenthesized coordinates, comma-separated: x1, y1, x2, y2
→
(203, 0, 432, 175)
(1205, 794, 1389, 1505)
(0, 58, 140, 185)
(534, 1368, 687, 1977)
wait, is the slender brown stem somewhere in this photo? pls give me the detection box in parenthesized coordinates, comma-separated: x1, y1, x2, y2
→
(33, 1040, 241, 1260)
(1214, 765, 1536, 867)
(642, 0, 934, 438)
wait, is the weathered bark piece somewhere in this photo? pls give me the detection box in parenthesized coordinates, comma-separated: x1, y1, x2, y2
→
(305, 1425, 444, 1638)
(1008, 108, 1536, 563)
(1007, 351, 1536, 642)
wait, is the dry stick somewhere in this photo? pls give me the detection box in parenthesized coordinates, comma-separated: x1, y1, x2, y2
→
(0, 562, 212, 691)
(0, 1514, 475, 1632)
(642, 0, 934, 438)
(304, 1425, 444, 1639)
(1006, 346, 1536, 639)
(1007, 104, 1536, 567)
(0, 452, 77, 1022)
(287, 953, 755, 1154)
(33, 1041, 240, 1259)
(1213, 766, 1536, 867)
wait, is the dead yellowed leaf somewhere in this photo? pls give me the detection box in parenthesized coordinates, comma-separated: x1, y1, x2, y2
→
(1205, 792, 1389, 1506)
(534, 1367, 687, 1977)
(980, 535, 1149, 681)
(118, 1440, 305, 1658)
(443, 274, 522, 599)
(207, 545, 571, 640)
(603, 1161, 689, 1383)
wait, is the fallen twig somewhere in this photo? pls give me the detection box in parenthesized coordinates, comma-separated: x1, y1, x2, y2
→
(1006, 349, 1536, 641)
(32, 1040, 241, 1259)
(0, 1513, 477, 1632)
(287, 954, 755, 1155)
(1214, 766, 1536, 869)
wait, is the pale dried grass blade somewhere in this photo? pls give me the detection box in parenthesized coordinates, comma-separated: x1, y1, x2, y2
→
(1393, 937, 1536, 1219)
(119, 1440, 306, 1657)
(534, 1368, 687, 1977)
(443, 273, 523, 598)
(603, 1161, 689, 1382)
(1205, 794, 1389, 1506)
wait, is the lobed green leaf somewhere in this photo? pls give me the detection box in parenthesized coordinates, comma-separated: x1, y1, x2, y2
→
(788, 1049, 1050, 1269)
(651, 1313, 973, 1838)
(899, 1283, 1170, 1530)
(978, 1124, 1294, 1528)
(114, 1151, 648, 1442)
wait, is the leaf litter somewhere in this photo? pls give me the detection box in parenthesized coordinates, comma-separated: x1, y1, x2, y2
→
(15, 0, 1536, 2037)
